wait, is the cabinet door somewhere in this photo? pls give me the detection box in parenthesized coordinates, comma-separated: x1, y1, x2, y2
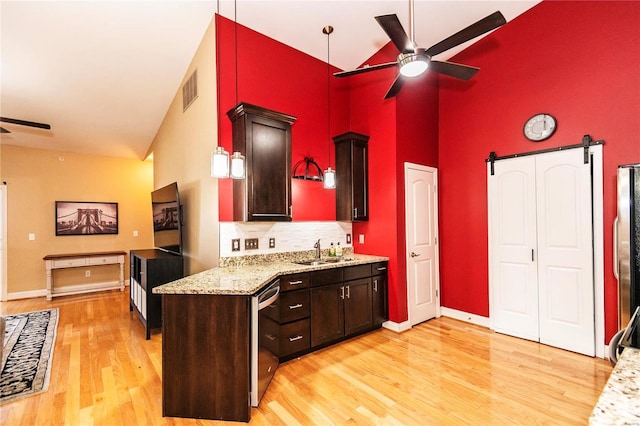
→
(372, 273, 388, 327)
(311, 283, 344, 347)
(344, 278, 372, 336)
(334, 132, 369, 222)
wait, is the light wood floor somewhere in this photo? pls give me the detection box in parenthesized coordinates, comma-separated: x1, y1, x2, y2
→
(1, 290, 611, 425)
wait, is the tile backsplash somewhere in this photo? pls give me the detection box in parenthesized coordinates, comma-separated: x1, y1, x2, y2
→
(219, 221, 353, 258)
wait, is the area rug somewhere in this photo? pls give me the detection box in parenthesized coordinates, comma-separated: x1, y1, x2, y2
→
(0, 308, 59, 404)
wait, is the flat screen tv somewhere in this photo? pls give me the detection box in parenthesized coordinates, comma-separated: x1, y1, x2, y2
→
(151, 182, 183, 256)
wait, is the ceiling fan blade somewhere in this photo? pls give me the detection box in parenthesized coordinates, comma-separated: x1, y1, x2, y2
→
(424, 11, 506, 57)
(334, 61, 398, 78)
(384, 75, 406, 99)
(0, 127, 10, 134)
(429, 60, 479, 80)
(375, 14, 414, 54)
(0, 116, 51, 130)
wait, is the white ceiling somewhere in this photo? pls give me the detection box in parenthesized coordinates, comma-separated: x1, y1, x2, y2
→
(0, 0, 539, 160)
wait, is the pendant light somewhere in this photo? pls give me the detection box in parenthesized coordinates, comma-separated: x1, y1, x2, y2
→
(323, 25, 336, 190)
(212, 0, 245, 179)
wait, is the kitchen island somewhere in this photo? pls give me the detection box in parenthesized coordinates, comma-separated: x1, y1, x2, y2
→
(589, 347, 640, 425)
(153, 253, 388, 422)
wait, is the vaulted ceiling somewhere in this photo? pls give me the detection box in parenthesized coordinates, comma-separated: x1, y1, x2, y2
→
(0, 1, 539, 159)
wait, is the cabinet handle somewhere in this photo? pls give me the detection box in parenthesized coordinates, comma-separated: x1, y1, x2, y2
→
(353, 208, 358, 218)
(266, 334, 277, 341)
(289, 335, 303, 342)
(376, 267, 387, 271)
(374, 279, 378, 292)
(289, 304, 303, 310)
(289, 280, 303, 285)
(340, 286, 345, 299)
(346, 285, 350, 299)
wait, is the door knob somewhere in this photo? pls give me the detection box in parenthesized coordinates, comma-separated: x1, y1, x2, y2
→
(410, 252, 420, 257)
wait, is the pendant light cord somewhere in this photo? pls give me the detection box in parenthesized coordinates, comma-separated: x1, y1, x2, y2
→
(235, 0, 238, 105)
(324, 26, 333, 169)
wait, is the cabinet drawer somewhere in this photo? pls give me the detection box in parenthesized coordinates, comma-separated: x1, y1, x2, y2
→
(279, 318, 310, 357)
(372, 262, 388, 276)
(280, 273, 310, 292)
(278, 290, 310, 323)
(52, 258, 86, 268)
(344, 264, 371, 281)
(88, 256, 120, 265)
(312, 268, 343, 287)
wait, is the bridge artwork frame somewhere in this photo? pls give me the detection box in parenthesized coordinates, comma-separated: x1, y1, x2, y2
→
(55, 201, 119, 236)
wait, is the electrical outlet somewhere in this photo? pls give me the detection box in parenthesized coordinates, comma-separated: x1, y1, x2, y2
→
(85, 270, 91, 277)
(133, 230, 139, 237)
(346, 233, 351, 244)
(28, 233, 35, 241)
(245, 238, 259, 250)
(232, 238, 240, 252)
(269, 238, 275, 248)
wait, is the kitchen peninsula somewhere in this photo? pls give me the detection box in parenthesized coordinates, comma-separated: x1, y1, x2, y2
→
(153, 253, 388, 422)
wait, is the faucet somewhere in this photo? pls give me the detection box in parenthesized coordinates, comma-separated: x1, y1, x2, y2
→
(314, 239, 321, 259)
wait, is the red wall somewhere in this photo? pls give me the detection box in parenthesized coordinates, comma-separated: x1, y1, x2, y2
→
(438, 1, 640, 342)
(216, 14, 349, 221)
(347, 44, 439, 323)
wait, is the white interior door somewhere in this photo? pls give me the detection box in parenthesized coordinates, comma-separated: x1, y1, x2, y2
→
(488, 157, 539, 341)
(488, 149, 596, 356)
(536, 150, 594, 356)
(405, 163, 439, 326)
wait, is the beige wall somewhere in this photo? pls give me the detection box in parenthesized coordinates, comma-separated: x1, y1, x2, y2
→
(0, 145, 153, 296)
(148, 17, 219, 274)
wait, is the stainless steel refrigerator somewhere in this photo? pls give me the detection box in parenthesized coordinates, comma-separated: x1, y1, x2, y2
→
(610, 164, 640, 363)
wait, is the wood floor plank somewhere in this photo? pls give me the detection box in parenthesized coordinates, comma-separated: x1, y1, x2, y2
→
(1, 290, 612, 425)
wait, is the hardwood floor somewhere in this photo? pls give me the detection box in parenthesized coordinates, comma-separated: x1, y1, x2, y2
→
(1, 290, 611, 425)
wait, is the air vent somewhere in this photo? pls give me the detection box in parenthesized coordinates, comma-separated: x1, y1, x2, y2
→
(182, 69, 198, 112)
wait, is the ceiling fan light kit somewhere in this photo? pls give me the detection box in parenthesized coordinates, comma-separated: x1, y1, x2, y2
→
(334, 2, 506, 99)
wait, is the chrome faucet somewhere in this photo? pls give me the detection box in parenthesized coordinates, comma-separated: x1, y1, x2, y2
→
(314, 239, 321, 259)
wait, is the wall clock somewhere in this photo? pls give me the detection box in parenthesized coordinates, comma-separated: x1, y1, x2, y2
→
(523, 113, 557, 142)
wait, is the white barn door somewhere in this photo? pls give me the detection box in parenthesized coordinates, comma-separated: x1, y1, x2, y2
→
(489, 149, 595, 356)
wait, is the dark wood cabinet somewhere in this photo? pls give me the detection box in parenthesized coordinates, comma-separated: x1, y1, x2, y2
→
(310, 264, 375, 348)
(271, 273, 312, 360)
(129, 249, 183, 339)
(372, 262, 388, 327)
(227, 103, 297, 222)
(334, 132, 369, 221)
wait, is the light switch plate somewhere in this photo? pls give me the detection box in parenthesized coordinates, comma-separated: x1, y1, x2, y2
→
(359, 234, 365, 244)
(245, 238, 259, 250)
(232, 238, 241, 252)
(346, 233, 351, 244)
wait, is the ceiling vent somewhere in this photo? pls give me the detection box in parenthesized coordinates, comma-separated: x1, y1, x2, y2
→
(182, 69, 198, 112)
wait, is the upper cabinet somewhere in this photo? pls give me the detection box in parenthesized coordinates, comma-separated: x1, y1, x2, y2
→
(227, 103, 297, 222)
(334, 132, 369, 222)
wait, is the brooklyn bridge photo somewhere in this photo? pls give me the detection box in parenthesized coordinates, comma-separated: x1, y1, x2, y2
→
(55, 201, 118, 235)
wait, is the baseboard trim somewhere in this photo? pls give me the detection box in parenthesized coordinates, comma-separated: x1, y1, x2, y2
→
(382, 320, 411, 333)
(7, 289, 47, 300)
(441, 307, 491, 328)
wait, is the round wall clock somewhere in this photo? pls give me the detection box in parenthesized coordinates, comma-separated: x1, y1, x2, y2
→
(523, 113, 557, 142)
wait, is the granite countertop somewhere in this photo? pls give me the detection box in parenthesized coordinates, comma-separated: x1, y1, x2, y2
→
(153, 253, 388, 296)
(590, 347, 640, 425)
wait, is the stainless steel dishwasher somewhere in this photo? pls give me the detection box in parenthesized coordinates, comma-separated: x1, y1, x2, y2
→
(251, 278, 280, 406)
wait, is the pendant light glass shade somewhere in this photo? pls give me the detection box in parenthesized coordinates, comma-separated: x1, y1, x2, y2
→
(230, 151, 245, 179)
(211, 146, 229, 178)
(323, 166, 336, 189)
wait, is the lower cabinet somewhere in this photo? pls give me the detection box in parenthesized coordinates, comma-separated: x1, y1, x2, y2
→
(372, 262, 388, 327)
(272, 272, 312, 360)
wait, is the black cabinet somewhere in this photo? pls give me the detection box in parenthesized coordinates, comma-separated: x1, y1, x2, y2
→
(270, 272, 312, 360)
(227, 103, 297, 222)
(334, 132, 369, 221)
(372, 262, 388, 327)
(130, 249, 183, 339)
(310, 264, 374, 348)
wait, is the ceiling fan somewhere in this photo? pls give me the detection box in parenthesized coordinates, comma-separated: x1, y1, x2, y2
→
(0, 117, 51, 134)
(334, 3, 506, 99)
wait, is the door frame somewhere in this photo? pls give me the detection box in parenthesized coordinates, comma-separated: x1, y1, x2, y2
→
(487, 145, 604, 358)
(404, 162, 441, 327)
(1, 183, 7, 302)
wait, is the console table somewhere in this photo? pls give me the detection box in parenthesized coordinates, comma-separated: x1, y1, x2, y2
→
(43, 251, 126, 301)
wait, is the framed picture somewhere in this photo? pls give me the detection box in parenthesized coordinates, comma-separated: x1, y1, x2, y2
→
(55, 201, 118, 236)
